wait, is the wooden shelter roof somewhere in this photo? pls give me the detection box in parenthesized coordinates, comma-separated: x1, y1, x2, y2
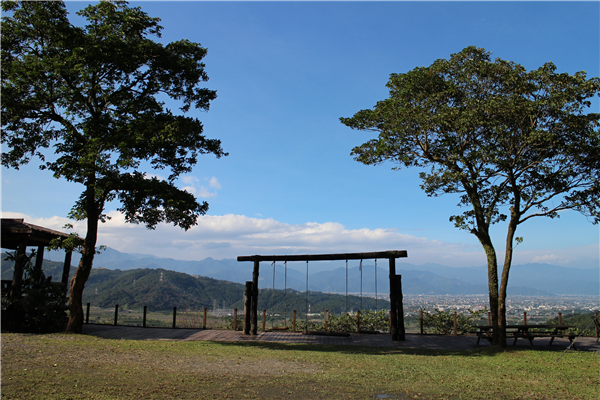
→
(1, 218, 70, 249)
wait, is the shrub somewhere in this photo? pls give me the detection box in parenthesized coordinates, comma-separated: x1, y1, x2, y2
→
(360, 309, 390, 332)
(294, 310, 390, 333)
(420, 308, 488, 335)
(225, 314, 244, 331)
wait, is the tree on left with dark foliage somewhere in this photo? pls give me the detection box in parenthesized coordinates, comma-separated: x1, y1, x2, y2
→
(1, 1, 227, 333)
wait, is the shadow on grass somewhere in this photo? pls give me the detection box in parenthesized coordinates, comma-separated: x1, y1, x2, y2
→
(206, 339, 511, 358)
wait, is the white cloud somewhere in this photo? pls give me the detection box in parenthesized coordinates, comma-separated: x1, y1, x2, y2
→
(208, 177, 221, 189)
(532, 254, 561, 263)
(180, 176, 198, 185)
(144, 173, 164, 181)
(3, 210, 597, 270)
(179, 175, 220, 199)
(0, 211, 484, 266)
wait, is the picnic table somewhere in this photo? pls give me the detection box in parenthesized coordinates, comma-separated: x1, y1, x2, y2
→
(474, 324, 576, 349)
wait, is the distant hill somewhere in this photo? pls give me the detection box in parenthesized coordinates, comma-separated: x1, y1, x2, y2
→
(1, 254, 68, 282)
(97, 249, 597, 295)
(5, 248, 598, 295)
(1, 253, 387, 312)
(81, 267, 389, 313)
(76, 248, 553, 294)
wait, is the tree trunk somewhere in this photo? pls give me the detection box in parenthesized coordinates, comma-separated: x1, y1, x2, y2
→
(498, 206, 520, 349)
(481, 240, 505, 348)
(66, 220, 98, 332)
(463, 181, 506, 349)
(473, 217, 504, 348)
(66, 185, 100, 333)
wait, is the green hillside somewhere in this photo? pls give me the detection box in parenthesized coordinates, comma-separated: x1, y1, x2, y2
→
(2, 253, 389, 313)
(84, 268, 388, 313)
(85, 268, 244, 310)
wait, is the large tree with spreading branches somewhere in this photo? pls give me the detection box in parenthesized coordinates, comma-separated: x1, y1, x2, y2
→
(1, 1, 227, 333)
(341, 46, 599, 348)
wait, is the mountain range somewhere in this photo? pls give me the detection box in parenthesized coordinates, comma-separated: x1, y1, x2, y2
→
(1, 254, 385, 312)
(39, 247, 599, 296)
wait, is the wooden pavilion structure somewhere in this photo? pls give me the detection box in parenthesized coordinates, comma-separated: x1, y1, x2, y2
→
(237, 250, 408, 341)
(1, 218, 73, 298)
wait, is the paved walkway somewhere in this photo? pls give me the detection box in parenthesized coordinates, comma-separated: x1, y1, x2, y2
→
(82, 324, 600, 352)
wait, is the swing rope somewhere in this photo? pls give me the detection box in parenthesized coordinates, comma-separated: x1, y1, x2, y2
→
(305, 260, 309, 330)
(360, 259, 363, 311)
(272, 261, 276, 329)
(345, 259, 348, 314)
(284, 261, 287, 327)
(375, 259, 378, 311)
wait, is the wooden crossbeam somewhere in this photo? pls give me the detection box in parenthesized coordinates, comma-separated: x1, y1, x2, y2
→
(237, 250, 407, 262)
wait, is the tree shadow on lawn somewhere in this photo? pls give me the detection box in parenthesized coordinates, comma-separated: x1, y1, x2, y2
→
(209, 340, 526, 358)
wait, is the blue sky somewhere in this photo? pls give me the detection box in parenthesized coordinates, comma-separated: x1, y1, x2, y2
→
(2, 1, 599, 270)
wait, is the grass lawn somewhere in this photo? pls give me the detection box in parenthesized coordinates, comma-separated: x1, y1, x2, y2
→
(1, 332, 598, 399)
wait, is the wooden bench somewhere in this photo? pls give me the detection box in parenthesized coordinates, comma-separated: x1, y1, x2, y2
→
(474, 324, 575, 349)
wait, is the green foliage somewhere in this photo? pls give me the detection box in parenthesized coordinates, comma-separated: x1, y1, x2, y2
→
(1, 3, 227, 217)
(47, 224, 107, 256)
(327, 312, 358, 332)
(297, 310, 390, 333)
(295, 318, 324, 332)
(223, 314, 245, 331)
(1, 0, 226, 331)
(341, 46, 600, 346)
(342, 46, 600, 231)
(1, 251, 68, 333)
(420, 308, 488, 335)
(1, 0, 227, 226)
(360, 309, 391, 331)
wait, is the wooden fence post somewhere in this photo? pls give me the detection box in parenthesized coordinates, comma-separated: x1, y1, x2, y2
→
(262, 309, 266, 332)
(114, 304, 119, 326)
(558, 312, 562, 325)
(86, 303, 90, 324)
(487, 311, 491, 326)
(453, 311, 458, 336)
(293, 310, 297, 332)
(324, 310, 329, 332)
(523, 311, 527, 325)
(356, 310, 361, 333)
(172, 307, 177, 329)
(420, 310, 424, 335)
(143, 306, 147, 328)
(203, 307, 207, 329)
(234, 309, 238, 331)
(594, 313, 599, 340)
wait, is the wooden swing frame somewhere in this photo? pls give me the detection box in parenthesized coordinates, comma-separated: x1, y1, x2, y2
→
(237, 250, 408, 341)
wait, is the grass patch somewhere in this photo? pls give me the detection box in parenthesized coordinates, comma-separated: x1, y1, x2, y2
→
(1, 333, 598, 399)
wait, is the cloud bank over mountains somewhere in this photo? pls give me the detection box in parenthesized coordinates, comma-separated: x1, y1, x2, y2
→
(2, 210, 598, 270)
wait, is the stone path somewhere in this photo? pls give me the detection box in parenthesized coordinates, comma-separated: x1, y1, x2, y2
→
(82, 324, 600, 352)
